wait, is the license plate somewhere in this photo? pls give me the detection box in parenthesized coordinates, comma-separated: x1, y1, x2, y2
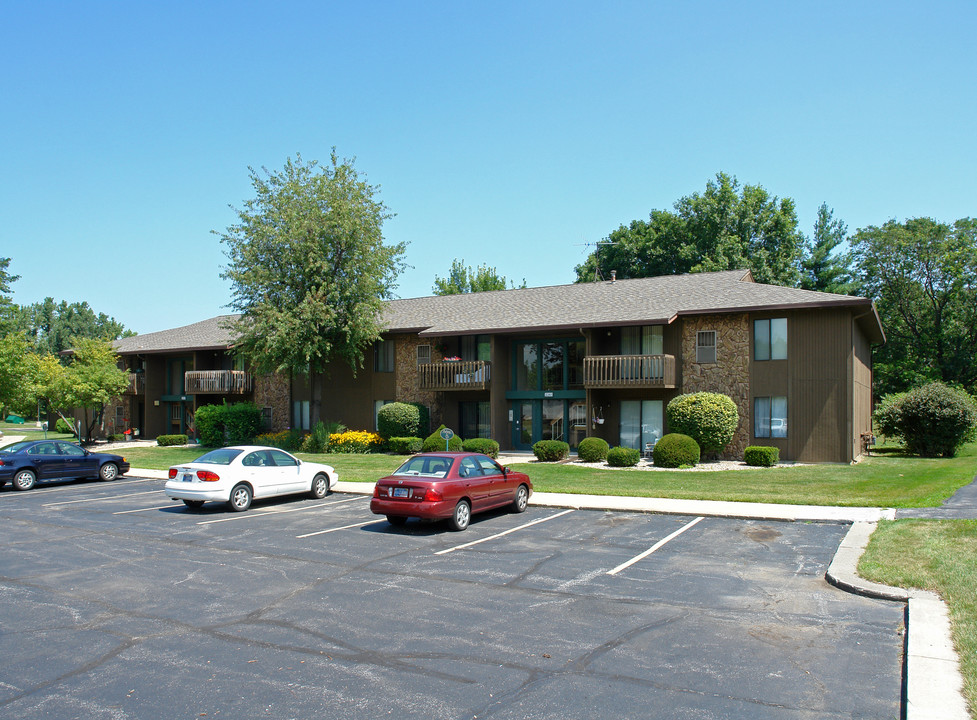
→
(392, 487, 409, 498)
(182, 474, 194, 483)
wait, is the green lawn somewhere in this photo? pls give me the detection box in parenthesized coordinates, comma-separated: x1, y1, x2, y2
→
(860, 520, 977, 717)
(119, 442, 977, 508)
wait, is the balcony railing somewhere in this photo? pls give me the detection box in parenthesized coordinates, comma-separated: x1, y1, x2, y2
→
(419, 361, 491, 391)
(185, 370, 254, 395)
(583, 354, 676, 388)
(124, 373, 145, 395)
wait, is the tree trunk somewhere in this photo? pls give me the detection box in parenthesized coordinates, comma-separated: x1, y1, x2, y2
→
(309, 369, 322, 429)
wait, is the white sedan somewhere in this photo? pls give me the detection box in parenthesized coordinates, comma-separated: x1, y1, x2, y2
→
(165, 446, 338, 512)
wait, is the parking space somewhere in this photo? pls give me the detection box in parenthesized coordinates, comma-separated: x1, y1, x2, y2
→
(0, 474, 904, 719)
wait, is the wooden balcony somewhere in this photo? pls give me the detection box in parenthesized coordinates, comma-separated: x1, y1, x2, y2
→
(124, 373, 145, 395)
(185, 370, 254, 395)
(419, 361, 491, 391)
(583, 354, 676, 389)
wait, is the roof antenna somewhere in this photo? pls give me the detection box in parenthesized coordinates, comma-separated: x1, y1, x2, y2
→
(575, 240, 617, 282)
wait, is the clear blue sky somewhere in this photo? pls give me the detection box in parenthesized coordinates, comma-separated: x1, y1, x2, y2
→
(2, 1, 974, 334)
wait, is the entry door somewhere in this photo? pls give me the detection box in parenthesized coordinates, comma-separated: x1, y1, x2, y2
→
(514, 401, 534, 450)
(512, 400, 578, 450)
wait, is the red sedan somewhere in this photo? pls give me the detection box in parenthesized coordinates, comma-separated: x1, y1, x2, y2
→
(371, 452, 532, 531)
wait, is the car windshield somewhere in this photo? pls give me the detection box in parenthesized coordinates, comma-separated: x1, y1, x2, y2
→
(191, 448, 244, 465)
(393, 456, 453, 478)
(0, 441, 32, 454)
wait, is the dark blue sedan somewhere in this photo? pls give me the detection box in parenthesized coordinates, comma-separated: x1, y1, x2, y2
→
(0, 440, 130, 491)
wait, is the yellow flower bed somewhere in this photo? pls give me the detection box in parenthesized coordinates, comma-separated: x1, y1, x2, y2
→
(329, 430, 384, 454)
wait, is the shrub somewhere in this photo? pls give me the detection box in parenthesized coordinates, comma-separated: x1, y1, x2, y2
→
(254, 429, 305, 451)
(577, 437, 610, 463)
(377, 402, 422, 440)
(533, 439, 569, 462)
(56, 417, 74, 435)
(744, 446, 779, 467)
(898, 382, 977, 458)
(873, 392, 907, 441)
(462, 438, 500, 458)
(653, 433, 701, 468)
(328, 430, 384, 454)
(300, 421, 332, 453)
(666, 392, 738, 456)
(422, 425, 463, 452)
(107, 433, 126, 443)
(607, 446, 640, 467)
(194, 402, 262, 447)
(157, 434, 189, 447)
(387, 436, 423, 454)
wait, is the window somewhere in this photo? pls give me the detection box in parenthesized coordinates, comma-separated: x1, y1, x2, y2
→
(619, 400, 663, 450)
(293, 400, 309, 431)
(375, 339, 395, 373)
(754, 396, 788, 438)
(461, 335, 491, 362)
(417, 345, 432, 365)
(261, 406, 273, 431)
(621, 325, 663, 356)
(374, 400, 392, 431)
(460, 401, 491, 440)
(754, 319, 787, 361)
(696, 331, 716, 363)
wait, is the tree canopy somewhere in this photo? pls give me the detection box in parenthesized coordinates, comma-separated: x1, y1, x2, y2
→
(433, 259, 526, 295)
(219, 152, 405, 426)
(574, 173, 805, 286)
(0, 257, 19, 333)
(799, 203, 855, 294)
(17, 297, 133, 355)
(851, 216, 977, 395)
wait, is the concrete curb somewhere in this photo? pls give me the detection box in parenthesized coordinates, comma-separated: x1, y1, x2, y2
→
(826, 522, 969, 720)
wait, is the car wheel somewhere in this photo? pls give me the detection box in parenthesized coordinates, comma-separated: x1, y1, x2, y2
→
(511, 484, 529, 513)
(449, 499, 471, 531)
(13, 469, 36, 491)
(99, 463, 119, 481)
(227, 483, 252, 512)
(310, 474, 330, 499)
(183, 499, 204, 509)
(386, 515, 408, 526)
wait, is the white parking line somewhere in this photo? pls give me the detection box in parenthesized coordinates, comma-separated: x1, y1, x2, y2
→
(196, 495, 366, 525)
(606, 516, 704, 576)
(42, 490, 162, 507)
(113, 504, 177, 514)
(434, 509, 576, 556)
(297, 520, 374, 538)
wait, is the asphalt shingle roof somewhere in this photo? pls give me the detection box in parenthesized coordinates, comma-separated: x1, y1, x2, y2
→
(113, 271, 883, 354)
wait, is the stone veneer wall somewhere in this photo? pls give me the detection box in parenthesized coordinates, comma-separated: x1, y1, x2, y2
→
(681, 314, 751, 460)
(253, 372, 291, 432)
(394, 335, 443, 426)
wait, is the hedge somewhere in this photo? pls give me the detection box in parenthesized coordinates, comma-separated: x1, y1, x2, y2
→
(462, 438, 500, 458)
(744, 446, 779, 467)
(652, 433, 701, 468)
(607, 446, 640, 467)
(423, 425, 463, 452)
(533, 440, 569, 462)
(195, 402, 262, 447)
(666, 392, 738, 456)
(898, 382, 977, 458)
(577, 437, 610, 463)
(157, 434, 189, 447)
(387, 436, 423, 454)
(377, 402, 422, 440)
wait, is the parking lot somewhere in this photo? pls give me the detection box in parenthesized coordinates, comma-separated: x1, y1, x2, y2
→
(0, 474, 904, 719)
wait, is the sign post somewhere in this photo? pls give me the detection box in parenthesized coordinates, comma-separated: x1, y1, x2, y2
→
(439, 427, 454, 451)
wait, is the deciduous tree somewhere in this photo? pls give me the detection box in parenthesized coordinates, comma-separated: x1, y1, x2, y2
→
(219, 152, 405, 426)
(433, 259, 525, 295)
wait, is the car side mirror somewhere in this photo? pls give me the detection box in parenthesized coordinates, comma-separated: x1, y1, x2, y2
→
(503, 466, 510, 476)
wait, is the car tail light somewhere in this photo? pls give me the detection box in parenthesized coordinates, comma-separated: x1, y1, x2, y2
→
(168, 468, 178, 479)
(372, 485, 380, 498)
(196, 470, 220, 482)
(422, 488, 443, 502)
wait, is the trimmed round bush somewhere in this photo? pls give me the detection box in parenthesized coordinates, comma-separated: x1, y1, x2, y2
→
(666, 392, 738, 456)
(422, 425, 463, 452)
(577, 437, 610, 463)
(462, 438, 500, 458)
(744, 445, 779, 467)
(873, 392, 907, 441)
(533, 439, 569, 462)
(607, 446, 640, 467)
(652, 433, 701, 468)
(387, 436, 423, 454)
(377, 402, 422, 440)
(898, 382, 977, 457)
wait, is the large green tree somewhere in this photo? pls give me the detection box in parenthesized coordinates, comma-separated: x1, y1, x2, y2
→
(18, 297, 133, 355)
(799, 203, 855, 294)
(574, 173, 804, 286)
(851, 217, 977, 395)
(433, 259, 526, 295)
(219, 152, 405, 426)
(0, 257, 19, 333)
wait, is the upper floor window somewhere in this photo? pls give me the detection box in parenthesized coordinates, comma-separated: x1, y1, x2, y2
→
(622, 325, 663, 355)
(754, 318, 787, 361)
(375, 339, 395, 373)
(696, 331, 716, 364)
(416, 344, 432, 365)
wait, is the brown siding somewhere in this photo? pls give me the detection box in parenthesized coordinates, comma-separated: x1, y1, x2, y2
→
(852, 319, 873, 461)
(783, 309, 850, 463)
